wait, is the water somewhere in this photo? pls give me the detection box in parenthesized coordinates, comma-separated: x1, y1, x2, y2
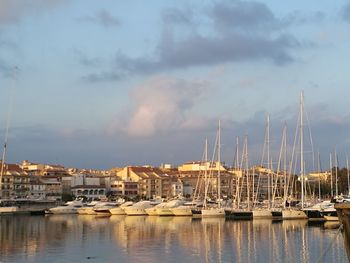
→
(0, 215, 347, 263)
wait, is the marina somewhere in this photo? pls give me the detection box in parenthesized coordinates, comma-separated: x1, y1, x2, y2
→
(1, 1, 350, 262)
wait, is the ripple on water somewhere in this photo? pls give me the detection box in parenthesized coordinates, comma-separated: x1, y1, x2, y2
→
(0, 215, 348, 263)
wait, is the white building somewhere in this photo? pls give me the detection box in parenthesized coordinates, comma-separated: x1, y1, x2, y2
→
(171, 180, 183, 197)
(71, 185, 106, 200)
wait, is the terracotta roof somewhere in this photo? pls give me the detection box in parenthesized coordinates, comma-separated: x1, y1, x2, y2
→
(0, 162, 26, 174)
(128, 166, 163, 174)
(71, 185, 105, 189)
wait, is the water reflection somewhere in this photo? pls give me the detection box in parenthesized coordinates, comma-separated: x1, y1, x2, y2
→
(0, 215, 347, 263)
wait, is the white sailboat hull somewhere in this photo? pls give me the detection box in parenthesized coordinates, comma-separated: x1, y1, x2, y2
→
(282, 209, 308, 219)
(109, 207, 126, 215)
(201, 208, 225, 217)
(109, 202, 133, 215)
(77, 207, 97, 215)
(252, 209, 273, 219)
(170, 206, 193, 216)
(49, 207, 78, 214)
(156, 208, 174, 216)
(124, 207, 148, 216)
(324, 215, 339, 221)
(0, 206, 18, 214)
(145, 207, 159, 216)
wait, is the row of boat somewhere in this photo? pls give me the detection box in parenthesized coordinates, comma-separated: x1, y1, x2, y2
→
(45, 198, 343, 221)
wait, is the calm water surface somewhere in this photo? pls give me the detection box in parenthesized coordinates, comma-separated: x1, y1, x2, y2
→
(0, 215, 347, 263)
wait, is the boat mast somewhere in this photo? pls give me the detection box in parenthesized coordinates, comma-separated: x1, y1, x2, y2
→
(267, 114, 271, 209)
(347, 156, 350, 196)
(204, 138, 208, 209)
(335, 149, 338, 197)
(300, 91, 305, 209)
(282, 124, 288, 209)
(317, 151, 321, 200)
(0, 101, 11, 199)
(0, 141, 7, 199)
(218, 120, 221, 208)
(234, 136, 240, 208)
(330, 153, 333, 197)
(272, 123, 287, 206)
(244, 135, 250, 210)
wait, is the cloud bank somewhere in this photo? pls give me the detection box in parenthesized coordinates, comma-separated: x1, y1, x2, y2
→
(342, 2, 350, 22)
(107, 75, 208, 137)
(82, 0, 302, 82)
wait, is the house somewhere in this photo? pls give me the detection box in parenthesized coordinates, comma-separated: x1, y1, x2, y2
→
(117, 166, 173, 199)
(29, 176, 46, 199)
(20, 160, 45, 176)
(40, 176, 63, 201)
(171, 179, 183, 197)
(178, 161, 227, 172)
(110, 177, 139, 197)
(0, 162, 30, 198)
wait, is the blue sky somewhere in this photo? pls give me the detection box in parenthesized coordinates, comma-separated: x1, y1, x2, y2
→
(1, 0, 350, 169)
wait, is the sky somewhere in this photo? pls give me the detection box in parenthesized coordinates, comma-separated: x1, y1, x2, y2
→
(1, 0, 350, 170)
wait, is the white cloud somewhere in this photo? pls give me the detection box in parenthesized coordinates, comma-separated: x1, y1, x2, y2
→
(108, 75, 208, 137)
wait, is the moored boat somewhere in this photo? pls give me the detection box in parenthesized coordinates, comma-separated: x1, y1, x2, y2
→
(145, 202, 166, 216)
(109, 201, 134, 215)
(321, 206, 338, 221)
(93, 202, 118, 216)
(0, 204, 18, 215)
(201, 206, 225, 217)
(281, 209, 308, 220)
(47, 198, 84, 214)
(225, 208, 253, 220)
(156, 199, 186, 216)
(0, 198, 57, 215)
(170, 201, 200, 216)
(77, 201, 100, 215)
(124, 200, 160, 216)
(302, 200, 333, 221)
(252, 208, 273, 219)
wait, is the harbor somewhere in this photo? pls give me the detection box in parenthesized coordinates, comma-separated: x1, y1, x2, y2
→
(1, 0, 350, 262)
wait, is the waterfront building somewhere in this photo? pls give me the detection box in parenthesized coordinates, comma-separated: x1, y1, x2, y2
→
(39, 176, 63, 201)
(71, 185, 106, 200)
(110, 178, 139, 197)
(43, 165, 69, 177)
(117, 166, 173, 199)
(178, 161, 226, 172)
(0, 162, 30, 198)
(20, 160, 45, 176)
(177, 170, 233, 199)
(308, 171, 331, 181)
(29, 176, 47, 199)
(171, 179, 183, 197)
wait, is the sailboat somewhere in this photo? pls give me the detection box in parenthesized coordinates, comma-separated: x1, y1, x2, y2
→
(190, 139, 210, 217)
(0, 88, 18, 215)
(225, 135, 253, 219)
(201, 121, 225, 217)
(252, 114, 274, 219)
(282, 92, 308, 220)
